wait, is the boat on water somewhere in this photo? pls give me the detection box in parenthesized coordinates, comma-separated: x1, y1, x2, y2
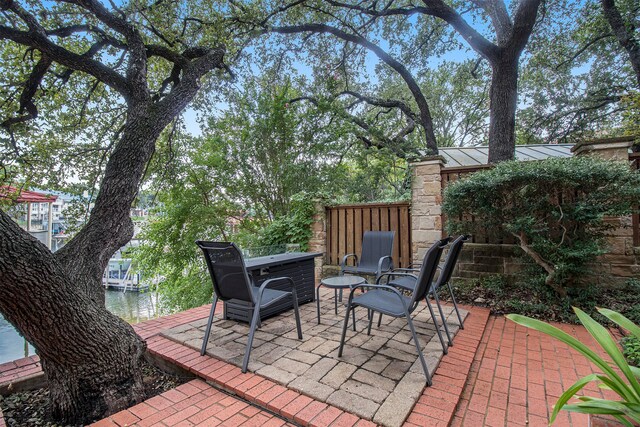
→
(103, 258, 149, 292)
(102, 240, 151, 292)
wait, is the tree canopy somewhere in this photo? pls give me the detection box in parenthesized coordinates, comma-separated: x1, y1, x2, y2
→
(0, 0, 639, 423)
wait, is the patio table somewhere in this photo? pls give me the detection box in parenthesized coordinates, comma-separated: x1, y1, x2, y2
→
(223, 252, 322, 322)
(316, 275, 366, 327)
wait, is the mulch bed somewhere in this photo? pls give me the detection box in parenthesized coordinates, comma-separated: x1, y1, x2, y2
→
(0, 362, 190, 427)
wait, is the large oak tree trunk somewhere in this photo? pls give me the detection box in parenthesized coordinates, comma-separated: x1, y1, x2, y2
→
(55, 104, 161, 304)
(0, 211, 146, 423)
(0, 44, 224, 423)
(0, 0, 227, 421)
(488, 57, 519, 163)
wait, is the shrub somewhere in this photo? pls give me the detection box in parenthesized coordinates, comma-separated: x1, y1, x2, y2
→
(257, 193, 316, 251)
(443, 156, 640, 297)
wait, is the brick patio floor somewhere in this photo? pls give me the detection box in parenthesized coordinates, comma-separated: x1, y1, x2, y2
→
(161, 288, 468, 426)
(0, 300, 629, 426)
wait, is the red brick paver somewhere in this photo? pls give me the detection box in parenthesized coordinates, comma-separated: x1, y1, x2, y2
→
(4, 300, 625, 427)
(0, 355, 41, 389)
(451, 315, 621, 427)
(92, 379, 295, 427)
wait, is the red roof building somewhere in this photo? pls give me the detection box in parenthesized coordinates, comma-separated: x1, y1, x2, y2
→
(0, 186, 58, 203)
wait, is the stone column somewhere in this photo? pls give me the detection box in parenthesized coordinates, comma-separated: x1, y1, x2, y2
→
(308, 200, 326, 284)
(410, 156, 446, 264)
(573, 135, 638, 283)
(571, 136, 634, 161)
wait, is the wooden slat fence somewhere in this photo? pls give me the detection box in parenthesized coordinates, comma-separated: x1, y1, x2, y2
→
(632, 153, 640, 247)
(325, 202, 412, 268)
(441, 165, 516, 244)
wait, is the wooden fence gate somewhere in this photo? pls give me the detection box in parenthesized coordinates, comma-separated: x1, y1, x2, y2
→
(325, 202, 412, 268)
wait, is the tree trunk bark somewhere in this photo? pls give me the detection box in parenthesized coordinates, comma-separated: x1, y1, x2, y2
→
(54, 104, 160, 304)
(601, 0, 640, 87)
(0, 8, 225, 419)
(0, 211, 146, 424)
(488, 56, 519, 163)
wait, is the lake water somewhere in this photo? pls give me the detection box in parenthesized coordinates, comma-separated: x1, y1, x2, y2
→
(0, 290, 160, 364)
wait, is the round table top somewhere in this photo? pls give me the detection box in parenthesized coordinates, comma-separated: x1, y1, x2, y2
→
(320, 275, 366, 288)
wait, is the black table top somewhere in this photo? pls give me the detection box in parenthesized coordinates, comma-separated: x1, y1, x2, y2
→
(244, 252, 322, 269)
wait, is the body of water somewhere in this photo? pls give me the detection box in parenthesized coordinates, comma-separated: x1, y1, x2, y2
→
(0, 290, 160, 364)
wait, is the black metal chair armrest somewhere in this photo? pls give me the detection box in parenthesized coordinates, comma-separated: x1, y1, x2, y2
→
(256, 276, 295, 303)
(258, 276, 295, 292)
(393, 267, 420, 273)
(341, 253, 358, 271)
(376, 271, 418, 284)
(377, 255, 393, 278)
(347, 283, 403, 298)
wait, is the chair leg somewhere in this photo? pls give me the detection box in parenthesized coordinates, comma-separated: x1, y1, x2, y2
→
(424, 296, 448, 354)
(338, 301, 353, 357)
(352, 306, 356, 331)
(316, 284, 322, 325)
(291, 289, 303, 340)
(377, 312, 383, 328)
(367, 311, 374, 335)
(405, 311, 432, 386)
(200, 294, 218, 356)
(433, 290, 453, 346)
(242, 300, 262, 373)
(448, 282, 464, 329)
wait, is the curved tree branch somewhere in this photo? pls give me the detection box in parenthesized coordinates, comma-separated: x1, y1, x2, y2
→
(268, 23, 438, 153)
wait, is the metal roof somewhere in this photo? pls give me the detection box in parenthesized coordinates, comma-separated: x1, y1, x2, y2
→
(0, 186, 58, 203)
(437, 144, 574, 168)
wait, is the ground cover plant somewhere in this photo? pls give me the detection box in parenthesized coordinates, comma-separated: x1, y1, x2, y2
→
(624, 336, 640, 367)
(508, 308, 640, 426)
(443, 156, 640, 297)
(445, 274, 640, 324)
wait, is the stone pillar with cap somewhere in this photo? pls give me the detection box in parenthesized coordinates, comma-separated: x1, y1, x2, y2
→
(573, 135, 638, 282)
(410, 156, 446, 264)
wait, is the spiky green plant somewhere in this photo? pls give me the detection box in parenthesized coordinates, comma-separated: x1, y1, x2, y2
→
(507, 308, 640, 426)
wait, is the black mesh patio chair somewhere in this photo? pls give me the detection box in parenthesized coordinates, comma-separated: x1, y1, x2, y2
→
(341, 231, 395, 280)
(337, 238, 449, 385)
(381, 235, 470, 348)
(196, 241, 303, 373)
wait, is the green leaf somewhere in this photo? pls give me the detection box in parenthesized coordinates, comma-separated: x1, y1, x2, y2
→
(598, 308, 640, 340)
(575, 308, 640, 401)
(550, 374, 599, 423)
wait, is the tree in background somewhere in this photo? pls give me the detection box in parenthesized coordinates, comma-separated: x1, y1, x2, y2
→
(250, 0, 542, 162)
(136, 73, 346, 312)
(517, 0, 640, 143)
(601, 0, 640, 86)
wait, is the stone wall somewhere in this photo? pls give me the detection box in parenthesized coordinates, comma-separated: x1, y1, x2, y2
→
(410, 157, 445, 264)
(598, 216, 640, 283)
(408, 137, 639, 284)
(455, 244, 527, 280)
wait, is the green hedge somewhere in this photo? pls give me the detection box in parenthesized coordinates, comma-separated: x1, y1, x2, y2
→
(443, 156, 640, 296)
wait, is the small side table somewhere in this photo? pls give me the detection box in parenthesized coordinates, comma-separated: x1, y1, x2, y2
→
(316, 276, 366, 327)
